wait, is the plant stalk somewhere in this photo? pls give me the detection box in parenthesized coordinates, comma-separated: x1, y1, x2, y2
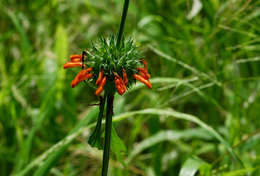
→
(101, 93, 114, 176)
(116, 0, 130, 48)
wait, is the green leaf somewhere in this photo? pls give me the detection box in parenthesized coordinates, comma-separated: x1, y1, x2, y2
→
(14, 86, 56, 173)
(126, 128, 212, 163)
(111, 125, 127, 165)
(32, 107, 99, 176)
(5, 8, 31, 54)
(115, 109, 242, 166)
(222, 167, 257, 176)
(54, 24, 68, 102)
(179, 156, 209, 176)
(148, 45, 221, 86)
(88, 96, 106, 150)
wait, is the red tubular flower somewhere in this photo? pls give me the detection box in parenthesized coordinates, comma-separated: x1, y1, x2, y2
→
(133, 74, 152, 89)
(137, 68, 150, 79)
(122, 68, 128, 85)
(71, 68, 93, 88)
(95, 76, 107, 96)
(64, 62, 84, 69)
(70, 54, 83, 62)
(96, 70, 104, 85)
(133, 59, 152, 89)
(114, 73, 126, 95)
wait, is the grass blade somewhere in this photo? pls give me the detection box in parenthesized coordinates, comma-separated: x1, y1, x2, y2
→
(148, 45, 221, 86)
(179, 156, 208, 176)
(126, 128, 212, 163)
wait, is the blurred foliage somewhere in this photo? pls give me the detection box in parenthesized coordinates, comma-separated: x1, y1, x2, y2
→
(0, 0, 260, 175)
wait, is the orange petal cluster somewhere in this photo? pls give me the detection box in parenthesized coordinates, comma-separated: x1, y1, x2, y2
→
(122, 68, 128, 85)
(95, 70, 107, 96)
(64, 53, 152, 96)
(133, 59, 152, 88)
(71, 68, 93, 88)
(114, 72, 127, 95)
(64, 53, 93, 88)
(70, 54, 82, 62)
(63, 55, 84, 69)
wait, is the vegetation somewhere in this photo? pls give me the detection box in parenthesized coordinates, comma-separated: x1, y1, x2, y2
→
(0, 0, 260, 175)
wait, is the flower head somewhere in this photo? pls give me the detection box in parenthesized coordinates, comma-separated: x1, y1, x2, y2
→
(63, 35, 152, 95)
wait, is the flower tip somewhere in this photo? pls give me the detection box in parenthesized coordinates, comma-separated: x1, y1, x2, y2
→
(71, 80, 76, 88)
(63, 63, 70, 69)
(147, 82, 152, 89)
(64, 62, 83, 69)
(133, 74, 152, 89)
(70, 54, 82, 61)
(95, 87, 103, 96)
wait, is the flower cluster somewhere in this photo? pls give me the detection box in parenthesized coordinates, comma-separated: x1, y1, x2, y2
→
(63, 36, 152, 95)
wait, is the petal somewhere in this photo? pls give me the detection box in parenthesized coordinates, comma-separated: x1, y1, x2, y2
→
(114, 78, 126, 95)
(115, 84, 125, 95)
(137, 68, 151, 79)
(71, 70, 93, 88)
(71, 73, 93, 88)
(122, 68, 128, 85)
(95, 77, 106, 95)
(95, 86, 104, 96)
(119, 83, 126, 94)
(133, 74, 152, 89)
(76, 68, 93, 79)
(63, 61, 83, 69)
(96, 70, 104, 85)
(70, 54, 82, 62)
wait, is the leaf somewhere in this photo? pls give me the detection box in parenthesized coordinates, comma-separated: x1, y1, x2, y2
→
(148, 45, 221, 86)
(54, 24, 68, 102)
(5, 8, 31, 54)
(137, 15, 163, 28)
(114, 109, 243, 166)
(187, 0, 202, 20)
(111, 125, 127, 166)
(222, 167, 257, 176)
(179, 156, 208, 176)
(14, 86, 56, 173)
(126, 128, 212, 163)
(128, 77, 198, 92)
(88, 96, 106, 149)
(32, 107, 99, 176)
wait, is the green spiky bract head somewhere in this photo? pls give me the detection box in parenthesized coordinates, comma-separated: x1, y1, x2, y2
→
(85, 35, 143, 92)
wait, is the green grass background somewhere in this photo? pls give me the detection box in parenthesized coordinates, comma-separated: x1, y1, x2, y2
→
(1, 0, 260, 175)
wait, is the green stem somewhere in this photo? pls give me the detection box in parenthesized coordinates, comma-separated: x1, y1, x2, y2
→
(116, 0, 130, 48)
(101, 93, 114, 176)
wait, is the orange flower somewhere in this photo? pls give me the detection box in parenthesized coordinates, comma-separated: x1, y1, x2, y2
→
(133, 74, 152, 89)
(95, 76, 107, 96)
(71, 68, 93, 88)
(64, 53, 94, 88)
(64, 50, 152, 96)
(133, 59, 152, 89)
(63, 62, 84, 69)
(114, 73, 126, 95)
